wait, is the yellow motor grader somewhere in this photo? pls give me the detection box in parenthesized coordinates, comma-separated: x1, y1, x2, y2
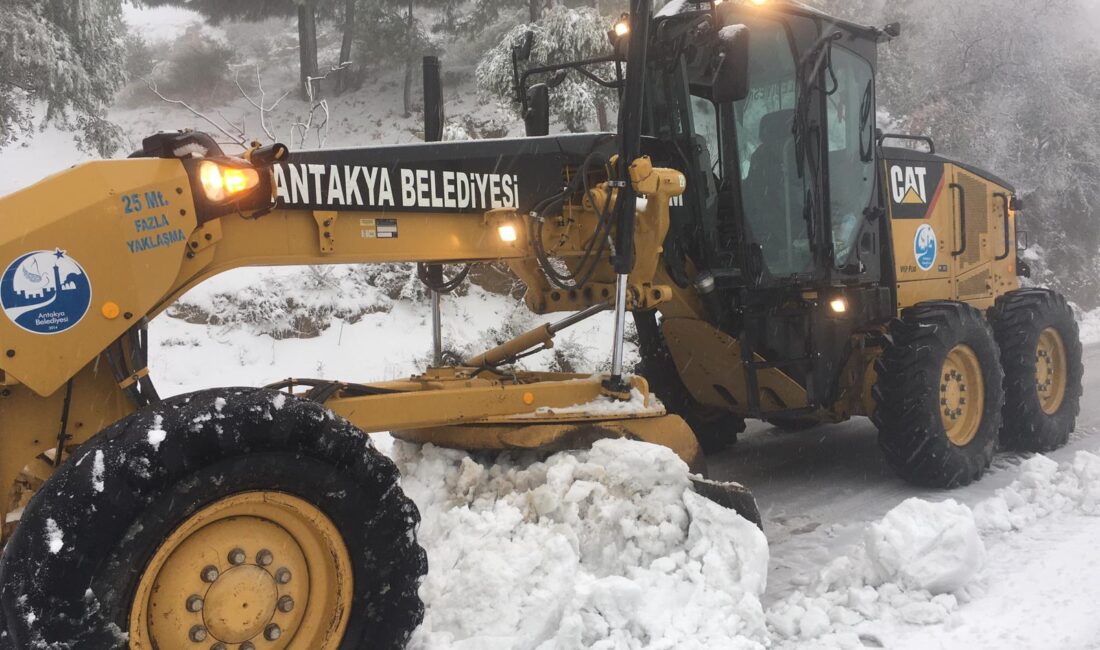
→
(0, 0, 1083, 648)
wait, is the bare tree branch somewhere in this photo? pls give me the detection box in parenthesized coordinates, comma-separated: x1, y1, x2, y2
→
(145, 79, 247, 147)
(233, 66, 290, 143)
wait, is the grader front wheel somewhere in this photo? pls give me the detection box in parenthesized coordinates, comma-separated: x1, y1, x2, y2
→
(0, 389, 426, 649)
(129, 492, 353, 650)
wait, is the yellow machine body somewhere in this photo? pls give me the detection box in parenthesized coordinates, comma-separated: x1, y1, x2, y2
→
(0, 148, 700, 541)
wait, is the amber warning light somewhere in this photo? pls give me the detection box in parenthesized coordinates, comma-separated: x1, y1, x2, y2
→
(199, 161, 261, 203)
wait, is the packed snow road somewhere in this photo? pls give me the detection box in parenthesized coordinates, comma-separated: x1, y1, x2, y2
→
(707, 342, 1100, 648)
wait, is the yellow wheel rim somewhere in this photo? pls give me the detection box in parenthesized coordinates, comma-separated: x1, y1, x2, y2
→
(129, 492, 353, 650)
(1036, 327, 1068, 415)
(940, 344, 985, 447)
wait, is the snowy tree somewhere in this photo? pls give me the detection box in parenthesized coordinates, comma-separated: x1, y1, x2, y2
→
(477, 5, 616, 132)
(0, 0, 127, 156)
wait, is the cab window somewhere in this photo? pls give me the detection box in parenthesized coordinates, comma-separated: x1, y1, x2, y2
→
(690, 95, 721, 178)
(826, 47, 875, 267)
(733, 18, 808, 277)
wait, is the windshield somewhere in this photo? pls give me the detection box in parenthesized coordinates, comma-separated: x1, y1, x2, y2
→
(827, 46, 876, 267)
(734, 18, 809, 278)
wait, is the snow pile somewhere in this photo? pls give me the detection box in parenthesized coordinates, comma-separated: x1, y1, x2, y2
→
(389, 438, 770, 650)
(973, 451, 1100, 533)
(1075, 306, 1100, 345)
(767, 499, 984, 645)
(865, 498, 985, 594)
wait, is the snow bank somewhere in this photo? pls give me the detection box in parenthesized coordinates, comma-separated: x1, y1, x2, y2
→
(768, 453, 1100, 646)
(390, 438, 770, 650)
(865, 498, 985, 594)
(767, 499, 984, 645)
(1076, 306, 1100, 345)
(973, 451, 1100, 532)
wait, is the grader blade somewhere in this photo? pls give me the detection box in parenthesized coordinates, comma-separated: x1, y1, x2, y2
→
(690, 477, 762, 528)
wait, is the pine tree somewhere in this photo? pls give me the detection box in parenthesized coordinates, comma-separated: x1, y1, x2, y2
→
(0, 0, 127, 155)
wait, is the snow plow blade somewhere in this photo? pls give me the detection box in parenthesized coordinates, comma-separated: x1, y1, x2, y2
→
(690, 477, 762, 528)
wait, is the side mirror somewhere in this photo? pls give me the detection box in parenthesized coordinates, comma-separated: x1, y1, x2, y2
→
(525, 83, 550, 137)
(422, 56, 444, 142)
(516, 31, 535, 62)
(711, 24, 750, 104)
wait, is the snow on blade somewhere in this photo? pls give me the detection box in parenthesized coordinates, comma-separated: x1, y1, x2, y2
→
(526, 387, 663, 418)
(45, 518, 64, 554)
(147, 414, 167, 451)
(91, 450, 105, 493)
(393, 438, 770, 649)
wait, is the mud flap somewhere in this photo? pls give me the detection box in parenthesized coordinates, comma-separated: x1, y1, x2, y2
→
(691, 477, 762, 529)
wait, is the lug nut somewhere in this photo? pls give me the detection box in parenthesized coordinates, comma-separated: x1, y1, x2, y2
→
(240, 643, 256, 650)
(228, 548, 246, 565)
(210, 644, 227, 650)
(189, 625, 208, 642)
(200, 566, 219, 583)
(265, 624, 282, 641)
(277, 595, 295, 613)
(275, 567, 292, 584)
(186, 595, 204, 612)
(256, 549, 273, 566)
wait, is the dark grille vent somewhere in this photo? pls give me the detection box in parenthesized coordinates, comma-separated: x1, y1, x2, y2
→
(956, 171, 989, 266)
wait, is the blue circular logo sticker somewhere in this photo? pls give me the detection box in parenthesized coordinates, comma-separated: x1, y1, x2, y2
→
(1, 249, 92, 335)
(914, 224, 938, 272)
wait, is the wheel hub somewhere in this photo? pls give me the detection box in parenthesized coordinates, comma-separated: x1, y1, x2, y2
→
(203, 565, 279, 642)
(940, 344, 984, 447)
(1036, 327, 1067, 415)
(129, 492, 353, 650)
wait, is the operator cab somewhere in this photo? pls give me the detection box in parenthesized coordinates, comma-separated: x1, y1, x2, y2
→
(649, 0, 890, 292)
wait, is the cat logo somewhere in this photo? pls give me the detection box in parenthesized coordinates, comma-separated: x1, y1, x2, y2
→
(890, 165, 929, 205)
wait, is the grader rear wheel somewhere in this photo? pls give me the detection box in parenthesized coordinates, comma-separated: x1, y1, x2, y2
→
(0, 389, 426, 649)
(989, 289, 1083, 451)
(873, 302, 1005, 488)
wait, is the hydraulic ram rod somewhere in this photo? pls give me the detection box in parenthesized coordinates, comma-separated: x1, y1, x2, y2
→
(465, 302, 610, 368)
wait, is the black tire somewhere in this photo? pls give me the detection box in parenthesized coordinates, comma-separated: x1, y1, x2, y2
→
(873, 302, 1005, 488)
(635, 312, 745, 453)
(988, 289, 1083, 452)
(0, 388, 426, 649)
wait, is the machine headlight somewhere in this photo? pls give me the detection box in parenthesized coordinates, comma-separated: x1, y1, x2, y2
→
(498, 223, 519, 243)
(198, 161, 261, 203)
